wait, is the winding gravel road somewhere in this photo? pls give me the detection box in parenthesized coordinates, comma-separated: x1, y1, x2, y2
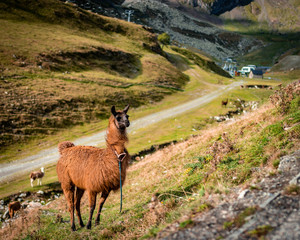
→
(0, 81, 242, 183)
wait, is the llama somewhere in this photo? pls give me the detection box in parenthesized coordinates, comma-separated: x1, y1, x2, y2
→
(56, 105, 130, 231)
(221, 98, 228, 108)
(30, 167, 45, 187)
(8, 201, 21, 218)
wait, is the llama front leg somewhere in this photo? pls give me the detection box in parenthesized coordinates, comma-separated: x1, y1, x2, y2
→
(95, 190, 110, 225)
(75, 187, 85, 227)
(86, 191, 97, 229)
(39, 178, 42, 185)
(62, 185, 76, 231)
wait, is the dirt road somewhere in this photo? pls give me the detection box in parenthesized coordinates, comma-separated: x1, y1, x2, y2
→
(0, 80, 242, 183)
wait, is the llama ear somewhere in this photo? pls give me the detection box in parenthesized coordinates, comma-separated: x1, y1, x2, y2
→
(111, 106, 117, 116)
(123, 105, 130, 113)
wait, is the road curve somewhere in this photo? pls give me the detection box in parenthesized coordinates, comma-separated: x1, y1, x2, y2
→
(0, 81, 242, 183)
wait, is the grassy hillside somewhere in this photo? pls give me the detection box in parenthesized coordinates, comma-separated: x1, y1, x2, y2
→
(0, 0, 236, 163)
(0, 80, 298, 239)
(0, 0, 191, 151)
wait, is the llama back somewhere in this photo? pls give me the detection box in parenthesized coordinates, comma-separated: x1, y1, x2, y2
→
(57, 146, 128, 192)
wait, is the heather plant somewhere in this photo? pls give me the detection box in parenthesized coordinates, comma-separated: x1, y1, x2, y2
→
(269, 81, 300, 114)
(207, 132, 236, 170)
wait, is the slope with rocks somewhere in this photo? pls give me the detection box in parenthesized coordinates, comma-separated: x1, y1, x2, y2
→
(122, 0, 260, 59)
(158, 150, 300, 239)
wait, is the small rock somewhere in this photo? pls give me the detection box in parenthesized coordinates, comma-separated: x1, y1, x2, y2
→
(28, 202, 42, 208)
(238, 189, 249, 199)
(37, 190, 44, 195)
(19, 193, 27, 198)
(278, 150, 300, 174)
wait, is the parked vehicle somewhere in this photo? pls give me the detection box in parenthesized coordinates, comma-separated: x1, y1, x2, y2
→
(239, 66, 255, 75)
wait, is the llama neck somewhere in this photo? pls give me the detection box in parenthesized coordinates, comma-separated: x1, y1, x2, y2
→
(106, 116, 128, 154)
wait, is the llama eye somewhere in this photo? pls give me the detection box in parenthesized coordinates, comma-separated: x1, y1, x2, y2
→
(116, 116, 121, 121)
(126, 115, 129, 119)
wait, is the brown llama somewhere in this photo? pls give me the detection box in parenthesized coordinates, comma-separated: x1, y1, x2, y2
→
(8, 201, 21, 218)
(56, 105, 130, 231)
(30, 167, 45, 187)
(221, 98, 228, 108)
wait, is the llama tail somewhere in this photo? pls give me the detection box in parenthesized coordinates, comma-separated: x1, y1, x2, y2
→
(58, 141, 75, 155)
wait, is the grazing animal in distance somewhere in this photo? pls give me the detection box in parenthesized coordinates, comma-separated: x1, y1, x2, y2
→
(30, 167, 45, 187)
(221, 98, 228, 108)
(8, 201, 21, 218)
(56, 105, 131, 231)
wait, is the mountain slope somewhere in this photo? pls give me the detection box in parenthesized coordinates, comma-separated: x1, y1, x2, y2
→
(0, 0, 189, 149)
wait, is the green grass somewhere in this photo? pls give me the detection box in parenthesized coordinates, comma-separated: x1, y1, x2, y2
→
(247, 225, 273, 238)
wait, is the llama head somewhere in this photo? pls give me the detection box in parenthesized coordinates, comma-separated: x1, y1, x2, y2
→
(111, 105, 130, 130)
(41, 167, 45, 173)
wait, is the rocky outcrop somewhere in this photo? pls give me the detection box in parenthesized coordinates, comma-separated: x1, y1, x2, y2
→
(122, 0, 260, 59)
(174, 0, 253, 15)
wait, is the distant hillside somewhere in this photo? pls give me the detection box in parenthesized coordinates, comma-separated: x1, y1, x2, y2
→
(221, 0, 300, 31)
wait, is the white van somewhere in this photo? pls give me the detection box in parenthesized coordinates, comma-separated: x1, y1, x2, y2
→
(240, 66, 255, 75)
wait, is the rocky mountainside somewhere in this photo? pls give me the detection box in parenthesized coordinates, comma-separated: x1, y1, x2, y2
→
(118, 0, 254, 15)
(69, 0, 261, 60)
(121, 0, 260, 59)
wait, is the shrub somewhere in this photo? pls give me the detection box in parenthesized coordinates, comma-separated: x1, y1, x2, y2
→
(157, 33, 170, 49)
(269, 81, 300, 114)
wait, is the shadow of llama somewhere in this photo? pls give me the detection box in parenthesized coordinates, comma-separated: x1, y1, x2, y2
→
(56, 105, 130, 231)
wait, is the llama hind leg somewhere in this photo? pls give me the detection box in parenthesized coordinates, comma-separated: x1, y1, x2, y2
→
(86, 191, 97, 229)
(75, 187, 85, 227)
(95, 190, 110, 225)
(62, 184, 76, 231)
(30, 178, 34, 187)
(9, 208, 13, 218)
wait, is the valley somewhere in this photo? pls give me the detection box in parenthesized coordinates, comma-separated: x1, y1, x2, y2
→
(0, 0, 299, 239)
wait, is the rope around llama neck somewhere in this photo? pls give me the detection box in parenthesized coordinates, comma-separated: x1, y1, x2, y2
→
(118, 160, 122, 213)
(114, 150, 126, 213)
